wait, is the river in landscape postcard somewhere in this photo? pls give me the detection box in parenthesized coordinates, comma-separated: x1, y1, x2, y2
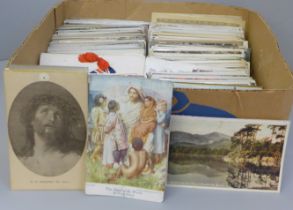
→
(168, 115, 289, 191)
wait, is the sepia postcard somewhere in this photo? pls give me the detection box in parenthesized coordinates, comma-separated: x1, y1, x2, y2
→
(168, 115, 289, 192)
(4, 67, 88, 190)
(85, 75, 173, 202)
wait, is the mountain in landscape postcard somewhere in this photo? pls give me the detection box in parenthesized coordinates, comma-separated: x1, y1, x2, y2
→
(168, 115, 289, 192)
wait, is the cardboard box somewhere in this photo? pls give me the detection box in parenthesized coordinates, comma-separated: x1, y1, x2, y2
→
(3, 0, 293, 190)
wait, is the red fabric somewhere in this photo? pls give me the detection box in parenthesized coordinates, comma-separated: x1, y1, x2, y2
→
(78, 52, 99, 63)
(78, 52, 110, 73)
(96, 57, 110, 71)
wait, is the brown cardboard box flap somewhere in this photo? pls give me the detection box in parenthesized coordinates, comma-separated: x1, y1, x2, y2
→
(175, 88, 293, 120)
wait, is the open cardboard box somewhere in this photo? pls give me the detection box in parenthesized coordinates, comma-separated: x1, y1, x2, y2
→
(5, 0, 293, 120)
(3, 0, 293, 190)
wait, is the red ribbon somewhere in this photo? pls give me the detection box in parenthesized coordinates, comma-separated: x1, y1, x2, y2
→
(78, 52, 110, 73)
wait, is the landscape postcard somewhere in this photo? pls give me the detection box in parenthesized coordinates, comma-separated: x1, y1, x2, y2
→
(168, 115, 289, 192)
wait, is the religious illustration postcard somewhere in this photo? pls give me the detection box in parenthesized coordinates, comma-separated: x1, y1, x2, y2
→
(4, 67, 88, 190)
(85, 75, 173, 202)
(168, 115, 290, 192)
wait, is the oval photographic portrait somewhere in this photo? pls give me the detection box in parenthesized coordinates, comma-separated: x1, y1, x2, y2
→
(8, 81, 86, 177)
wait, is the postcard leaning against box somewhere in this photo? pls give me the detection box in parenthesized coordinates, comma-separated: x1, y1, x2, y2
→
(85, 75, 173, 202)
(168, 115, 290, 192)
(4, 66, 88, 190)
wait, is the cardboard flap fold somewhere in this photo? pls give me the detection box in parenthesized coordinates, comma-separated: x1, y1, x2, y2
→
(248, 12, 293, 90)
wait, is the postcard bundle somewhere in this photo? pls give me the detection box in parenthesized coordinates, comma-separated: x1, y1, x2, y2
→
(40, 19, 148, 75)
(39, 14, 261, 91)
(145, 13, 261, 90)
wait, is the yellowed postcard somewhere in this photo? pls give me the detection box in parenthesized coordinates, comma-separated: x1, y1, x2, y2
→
(4, 68, 87, 190)
(152, 12, 246, 28)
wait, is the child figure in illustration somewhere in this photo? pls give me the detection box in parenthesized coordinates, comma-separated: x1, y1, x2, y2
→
(153, 100, 168, 164)
(90, 94, 107, 161)
(112, 105, 128, 168)
(102, 100, 127, 168)
(115, 138, 150, 179)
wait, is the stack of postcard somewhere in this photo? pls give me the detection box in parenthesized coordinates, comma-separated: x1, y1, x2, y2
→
(40, 19, 148, 75)
(145, 13, 261, 90)
(86, 75, 173, 202)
